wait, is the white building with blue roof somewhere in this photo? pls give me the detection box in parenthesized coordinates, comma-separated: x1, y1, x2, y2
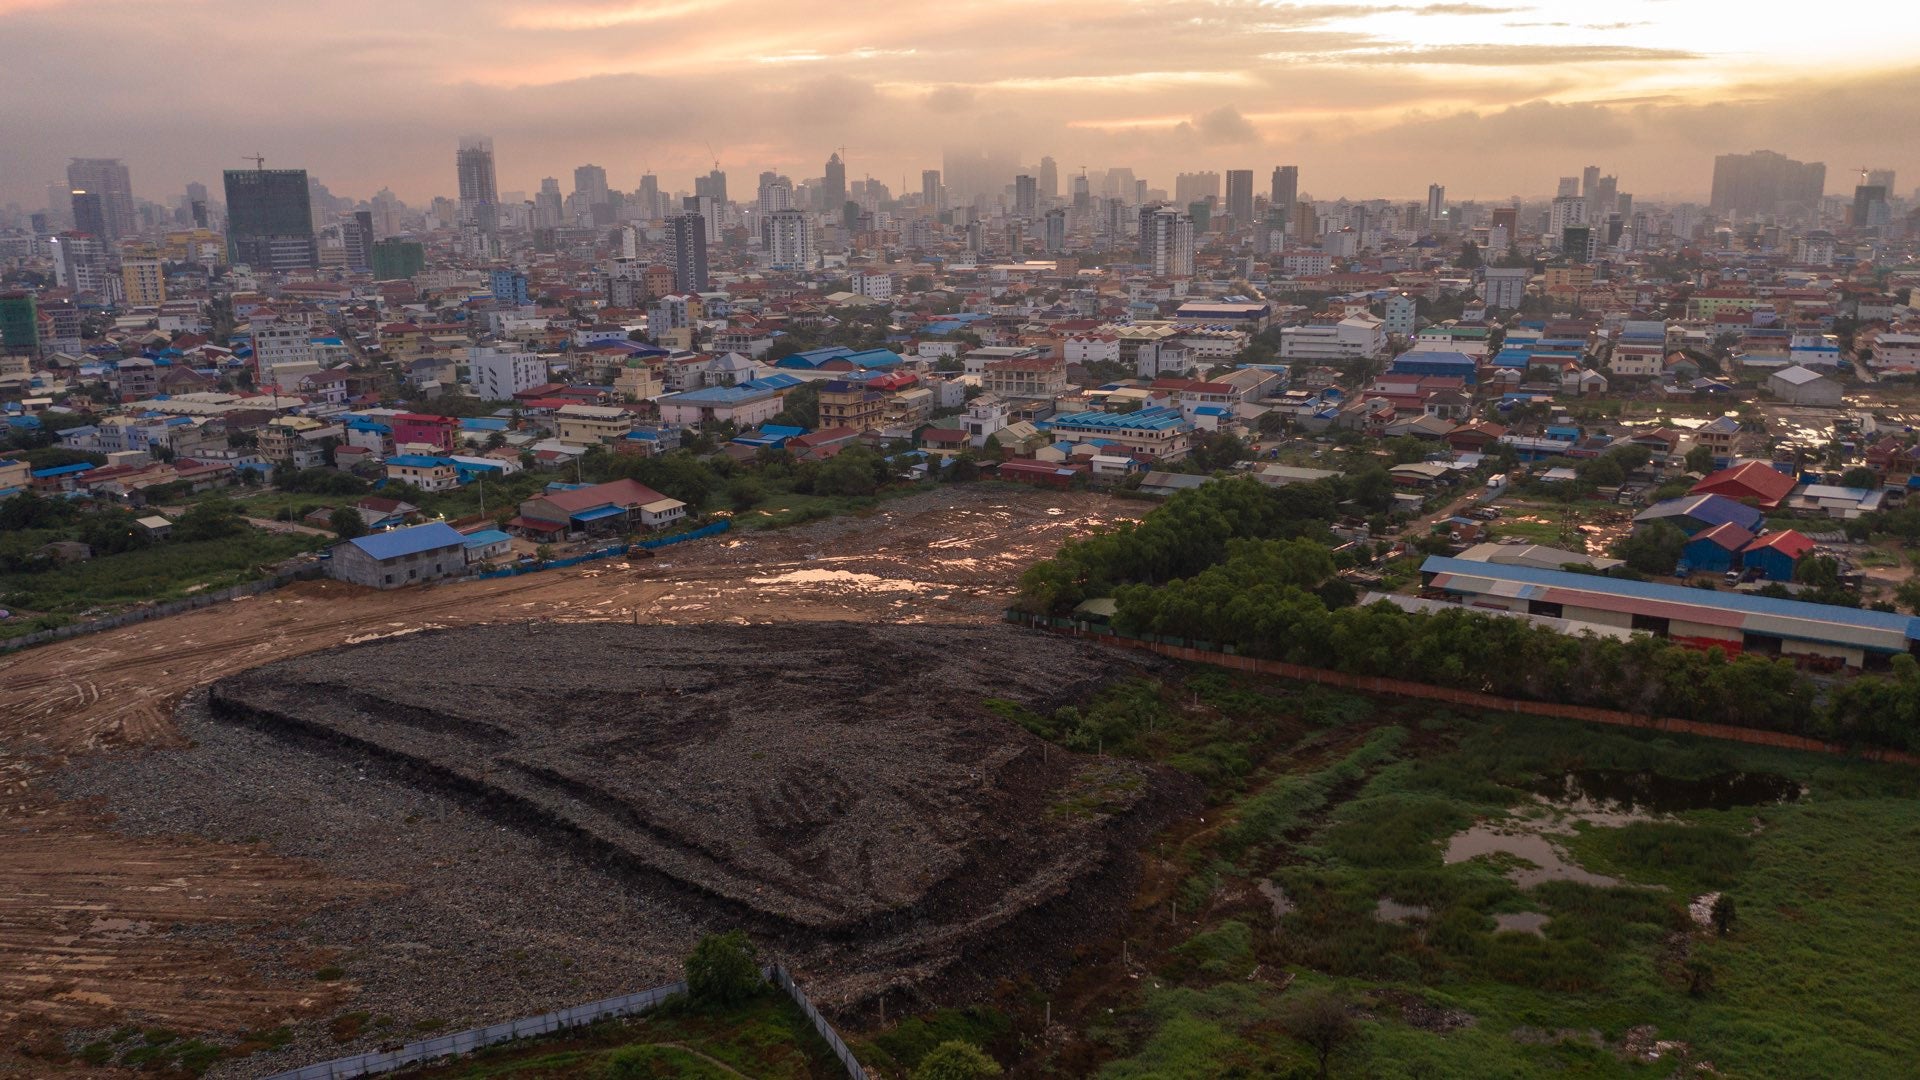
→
(1043, 406, 1194, 460)
(327, 522, 469, 589)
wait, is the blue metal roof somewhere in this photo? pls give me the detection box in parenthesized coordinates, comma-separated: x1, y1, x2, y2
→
(31, 463, 93, 477)
(1050, 406, 1189, 432)
(386, 454, 449, 468)
(462, 529, 512, 547)
(345, 522, 467, 560)
(571, 504, 625, 522)
(1634, 494, 1764, 533)
(1420, 556, 1920, 640)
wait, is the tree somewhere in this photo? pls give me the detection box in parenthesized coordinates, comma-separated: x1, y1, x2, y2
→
(1457, 240, 1483, 269)
(914, 1041, 1002, 1080)
(725, 476, 767, 511)
(1615, 521, 1687, 576)
(1684, 444, 1716, 474)
(328, 506, 366, 538)
(1282, 990, 1356, 1080)
(1711, 894, 1737, 936)
(172, 499, 248, 543)
(684, 930, 763, 1008)
(1896, 578, 1920, 615)
(1841, 466, 1879, 490)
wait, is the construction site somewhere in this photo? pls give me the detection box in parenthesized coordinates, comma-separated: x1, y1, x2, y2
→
(0, 488, 1143, 1077)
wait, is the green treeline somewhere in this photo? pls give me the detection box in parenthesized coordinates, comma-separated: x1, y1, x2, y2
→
(1017, 477, 1920, 751)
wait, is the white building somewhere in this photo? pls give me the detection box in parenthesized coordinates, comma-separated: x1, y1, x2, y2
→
(962, 395, 1010, 448)
(1384, 293, 1417, 339)
(1279, 313, 1386, 364)
(849, 269, 892, 300)
(1064, 333, 1121, 366)
(761, 209, 814, 270)
(1481, 267, 1530, 311)
(1143, 207, 1194, 278)
(469, 345, 547, 400)
(253, 317, 317, 386)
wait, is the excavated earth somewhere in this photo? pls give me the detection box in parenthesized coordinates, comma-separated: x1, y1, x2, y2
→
(59, 620, 1194, 1070)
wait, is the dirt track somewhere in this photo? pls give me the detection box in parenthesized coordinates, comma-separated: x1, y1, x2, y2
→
(0, 488, 1138, 1072)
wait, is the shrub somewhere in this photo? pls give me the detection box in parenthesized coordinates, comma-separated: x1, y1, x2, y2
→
(684, 930, 763, 1007)
(913, 1040, 1002, 1080)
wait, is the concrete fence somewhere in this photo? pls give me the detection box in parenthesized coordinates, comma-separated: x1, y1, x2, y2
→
(1011, 612, 1920, 767)
(0, 566, 324, 655)
(263, 962, 864, 1080)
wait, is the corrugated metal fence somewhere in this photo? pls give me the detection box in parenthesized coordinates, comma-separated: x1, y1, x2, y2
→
(262, 962, 863, 1080)
(770, 962, 868, 1080)
(0, 566, 324, 655)
(1010, 611, 1920, 767)
(470, 519, 731, 581)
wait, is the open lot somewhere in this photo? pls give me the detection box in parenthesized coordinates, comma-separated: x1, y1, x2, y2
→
(0, 487, 1138, 1076)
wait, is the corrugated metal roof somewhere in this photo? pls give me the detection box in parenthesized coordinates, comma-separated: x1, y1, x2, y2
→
(346, 522, 467, 560)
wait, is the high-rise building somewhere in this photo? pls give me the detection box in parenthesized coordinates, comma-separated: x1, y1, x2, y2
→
(684, 195, 720, 242)
(1225, 169, 1254, 225)
(695, 169, 728, 205)
(223, 167, 316, 272)
(1038, 156, 1058, 199)
(1853, 185, 1890, 231)
(636, 174, 661, 219)
(370, 239, 425, 280)
(65, 158, 135, 241)
(1254, 207, 1286, 254)
(456, 135, 500, 256)
(534, 178, 564, 229)
(1174, 171, 1221, 207)
(1557, 176, 1580, 198)
(757, 171, 793, 212)
(822, 153, 847, 215)
(573, 164, 609, 213)
(1581, 166, 1601, 199)
(921, 169, 942, 211)
(1043, 208, 1067, 254)
(121, 256, 165, 306)
(1270, 166, 1299, 215)
(0, 292, 39, 355)
(761, 208, 813, 269)
(1490, 206, 1519, 245)
(1141, 207, 1194, 277)
(343, 210, 373, 271)
(1426, 184, 1447, 232)
(69, 189, 109, 239)
(1710, 151, 1826, 215)
(1072, 173, 1091, 212)
(667, 213, 709, 292)
(49, 234, 110, 295)
(1014, 174, 1038, 218)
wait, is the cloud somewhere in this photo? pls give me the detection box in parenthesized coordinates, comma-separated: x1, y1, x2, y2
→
(1174, 105, 1263, 145)
(923, 86, 976, 113)
(1297, 44, 1701, 65)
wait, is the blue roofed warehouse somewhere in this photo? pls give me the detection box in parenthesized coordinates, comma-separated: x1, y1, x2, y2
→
(327, 521, 468, 589)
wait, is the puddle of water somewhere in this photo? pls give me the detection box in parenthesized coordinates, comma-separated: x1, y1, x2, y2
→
(1259, 880, 1293, 917)
(1531, 770, 1803, 815)
(1376, 898, 1432, 923)
(1443, 826, 1621, 889)
(1493, 912, 1550, 936)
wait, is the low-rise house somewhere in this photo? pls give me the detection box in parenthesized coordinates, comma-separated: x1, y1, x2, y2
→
(509, 478, 685, 540)
(385, 455, 461, 492)
(461, 528, 514, 563)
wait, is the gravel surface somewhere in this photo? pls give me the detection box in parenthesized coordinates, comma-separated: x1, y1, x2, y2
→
(57, 621, 1197, 1076)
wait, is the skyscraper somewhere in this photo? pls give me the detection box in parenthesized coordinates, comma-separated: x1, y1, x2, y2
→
(1038, 156, 1058, 199)
(1581, 165, 1601, 199)
(695, 169, 729, 205)
(1072, 173, 1091, 212)
(65, 158, 134, 241)
(1174, 172, 1221, 207)
(1426, 184, 1447, 232)
(1853, 185, 1890, 230)
(822, 153, 847, 215)
(921, 169, 942, 212)
(1142, 207, 1194, 277)
(667, 213, 709, 292)
(456, 135, 499, 256)
(344, 210, 374, 271)
(1270, 166, 1298, 217)
(1225, 169, 1254, 225)
(0, 292, 38, 355)
(573, 164, 610, 208)
(1710, 151, 1826, 215)
(1043, 208, 1067, 254)
(69, 189, 108, 239)
(636, 174, 661, 220)
(534, 178, 563, 229)
(223, 166, 316, 272)
(1014, 175, 1037, 218)
(757, 172, 793, 212)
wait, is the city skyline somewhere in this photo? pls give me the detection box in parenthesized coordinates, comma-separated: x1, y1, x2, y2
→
(3, 0, 1918, 208)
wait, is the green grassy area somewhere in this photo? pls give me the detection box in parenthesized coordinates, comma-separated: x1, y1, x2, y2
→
(402, 992, 843, 1079)
(0, 530, 320, 614)
(956, 670, 1920, 1079)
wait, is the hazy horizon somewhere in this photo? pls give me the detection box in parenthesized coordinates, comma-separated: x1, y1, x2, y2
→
(6, 0, 1919, 209)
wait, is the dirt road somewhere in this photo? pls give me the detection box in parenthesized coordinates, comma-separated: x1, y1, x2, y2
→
(0, 487, 1137, 1067)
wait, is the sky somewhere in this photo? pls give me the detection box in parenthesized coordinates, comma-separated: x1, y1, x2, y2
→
(4, 0, 1919, 210)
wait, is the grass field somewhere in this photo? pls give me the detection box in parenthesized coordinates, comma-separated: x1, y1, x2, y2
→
(0, 530, 320, 615)
(959, 671, 1920, 1079)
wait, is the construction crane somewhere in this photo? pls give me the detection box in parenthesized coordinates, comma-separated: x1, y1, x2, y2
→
(242, 153, 267, 169)
(704, 141, 721, 171)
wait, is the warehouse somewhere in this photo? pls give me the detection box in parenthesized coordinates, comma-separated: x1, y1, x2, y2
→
(1418, 555, 1920, 669)
(327, 522, 468, 589)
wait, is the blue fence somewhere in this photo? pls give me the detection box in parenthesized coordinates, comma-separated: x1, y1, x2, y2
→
(471, 519, 730, 581)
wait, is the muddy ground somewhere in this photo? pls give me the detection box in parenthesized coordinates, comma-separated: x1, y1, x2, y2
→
(0, 487, 1141, 1076)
